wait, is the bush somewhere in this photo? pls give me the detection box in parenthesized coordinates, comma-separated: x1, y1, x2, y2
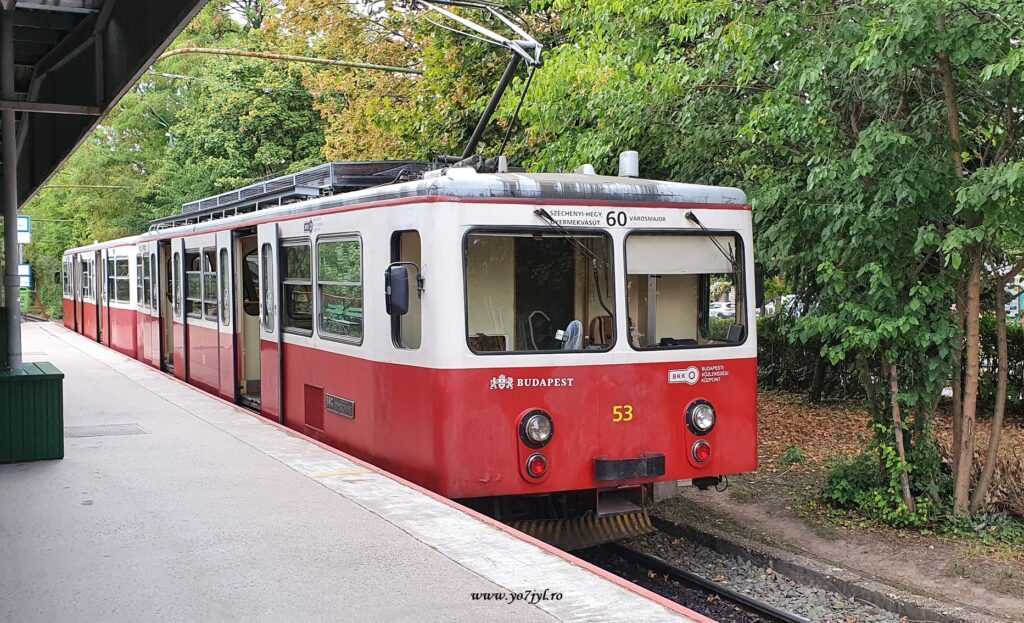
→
(780, 445, 805, 466)
(822, 426, 948, 527)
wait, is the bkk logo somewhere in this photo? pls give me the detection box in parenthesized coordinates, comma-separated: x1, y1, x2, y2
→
(668, 366, 700, 385)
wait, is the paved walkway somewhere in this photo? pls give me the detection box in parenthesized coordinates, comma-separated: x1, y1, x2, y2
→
(0, 322, 705, 623)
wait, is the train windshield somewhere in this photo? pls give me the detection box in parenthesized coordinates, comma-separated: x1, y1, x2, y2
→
(625, 232, 746, 349)
(464, 230, 615, 353)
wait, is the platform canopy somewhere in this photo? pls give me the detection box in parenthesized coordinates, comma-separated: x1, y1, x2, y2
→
(0, 0, 208, 207)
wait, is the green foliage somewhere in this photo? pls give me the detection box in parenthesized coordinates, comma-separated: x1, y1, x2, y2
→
(941, 513, 1024, 548)
(22, 2, 325, 317)
(822, 434, 943, 528)
(780, 445, 805, 466)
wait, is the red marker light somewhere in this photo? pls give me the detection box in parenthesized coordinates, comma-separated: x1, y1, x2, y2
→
(526, 453, 548, 478)
(692, 441, 712, 463)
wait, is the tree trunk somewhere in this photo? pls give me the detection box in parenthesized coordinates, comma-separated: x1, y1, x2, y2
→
(936, 12, 965, 181)
(971, 281, 1009, 513)
(887, 360, 917, 514)
(953, 253, 982, 516)
(952, 290, 965, 480)
(856, 350, 881, 423)
(809, 356, 828, 404)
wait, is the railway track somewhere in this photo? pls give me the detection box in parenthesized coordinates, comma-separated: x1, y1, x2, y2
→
(600, 542, 811, 623)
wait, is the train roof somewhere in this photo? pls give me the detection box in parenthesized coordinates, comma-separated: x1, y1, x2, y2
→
(63, 234, 141, 255)
(142, 168, 747, 238)
(63, 167, 748, 254)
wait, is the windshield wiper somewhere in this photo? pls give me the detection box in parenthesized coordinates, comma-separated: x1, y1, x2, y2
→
(533, 208, 615, 319)
(685, 211, 738, 273)
(534, 208, 610, 269)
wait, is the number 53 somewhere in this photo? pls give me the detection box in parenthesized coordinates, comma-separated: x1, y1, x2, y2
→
(612, 405, 634, 423)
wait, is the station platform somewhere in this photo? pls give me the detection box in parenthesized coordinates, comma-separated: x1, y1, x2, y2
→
(0, 322, 709, 623)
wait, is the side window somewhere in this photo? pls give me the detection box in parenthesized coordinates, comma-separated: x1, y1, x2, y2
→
(173, 252, 182, 316)
(81, 259, 94, 300)
(260, 243, 274, 332)
(110, 258, 130, 303)
(242, 250, 259, 316)
(220, 248, 231, 325)
(150, 254, 158, 311)
(136, 256, 144, 308)
(106, 258, 115, 303)
(317, 237, 362, 342)
(203, 248, 218, 321)
(142, 253, 152, 309)
(281, 242, 312, 335)
(391, 231, 422, 349)
(185, 250, 201, 318)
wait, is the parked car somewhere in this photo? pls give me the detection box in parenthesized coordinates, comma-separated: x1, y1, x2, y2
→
(709, 302, 735, 319)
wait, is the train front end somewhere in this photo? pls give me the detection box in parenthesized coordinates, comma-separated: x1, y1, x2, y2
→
(430, 169, 758, 548)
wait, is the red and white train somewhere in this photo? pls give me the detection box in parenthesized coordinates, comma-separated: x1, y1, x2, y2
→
(62, 157, 758, 546)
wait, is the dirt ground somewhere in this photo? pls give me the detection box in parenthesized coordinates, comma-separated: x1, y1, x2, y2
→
(653, 391, 1024, 622)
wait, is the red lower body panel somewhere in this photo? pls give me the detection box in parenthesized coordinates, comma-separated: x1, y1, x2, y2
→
(186, 322, 220, 394)
(275, 340, 758, 500)
(218, 328, 234, 401)
(81, 301, 98, 341)
(62, 299, 75, 331)
(106, 307, 138, 359)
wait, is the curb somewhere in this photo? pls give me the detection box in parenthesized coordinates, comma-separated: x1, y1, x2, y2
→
(650, 514, 1011, 623)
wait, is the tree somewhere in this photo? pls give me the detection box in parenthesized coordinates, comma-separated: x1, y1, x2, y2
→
(521, 0, 1024, 520)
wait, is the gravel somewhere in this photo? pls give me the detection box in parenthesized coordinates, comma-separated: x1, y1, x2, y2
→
(620, 531, 907, 623)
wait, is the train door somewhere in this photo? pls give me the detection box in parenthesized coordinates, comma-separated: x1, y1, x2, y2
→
(159, 241, 175, 373)
(170, 237, 187, 381)
(148, 248, 159, 365)
(257, 223, 282, 422)
(216, 230, 235, 401)
(72, 254, 81, 333)
(136, 243, 150, 363)
(95, 249, 104, 344)
(235, 230, 261, 410)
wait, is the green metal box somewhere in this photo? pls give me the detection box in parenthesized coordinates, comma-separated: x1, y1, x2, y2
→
(0, 361, 65, 463)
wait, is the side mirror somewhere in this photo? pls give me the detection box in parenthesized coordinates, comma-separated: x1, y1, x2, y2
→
(53, 271, 61, 285)
(385, 264, 410, 316)
(754, 263, 765, 309)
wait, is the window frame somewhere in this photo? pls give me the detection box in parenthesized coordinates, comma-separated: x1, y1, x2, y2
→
(219, 248, 231, 326)
(81, 258, 94, 300)
(150, 253, 159, 313)
(106, 257, 131, 304)
(142, 252, 152, 310)
(390, 230, 422, 350)
(173, 251, 182, 317)
(260, 243, 275, 332)
(136, 256, 144, 309)
(185, 249, 202, 319)
(280, 239, 314, 336)
(201, 247, 218, 322)
(315, 234, 363, 345)
(461, 226, 617, 356)
(623, 228, 748, 351)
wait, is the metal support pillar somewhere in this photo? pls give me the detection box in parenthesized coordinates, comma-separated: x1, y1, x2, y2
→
(1, 8, 23, 371)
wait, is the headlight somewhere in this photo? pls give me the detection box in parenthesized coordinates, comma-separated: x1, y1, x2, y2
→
(520, 410, 554, 448)
(687, 401, 716, 435)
